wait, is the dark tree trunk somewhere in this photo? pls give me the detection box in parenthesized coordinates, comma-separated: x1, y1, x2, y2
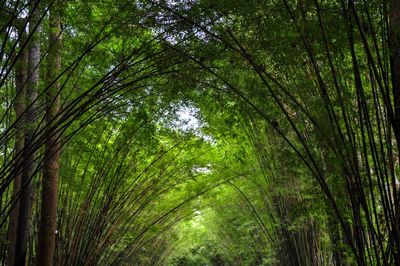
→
(6, 28, 27, 266)
(37, 1, 62, 265)
(389, 0, 400, 262)
(14, 1, 41, 264)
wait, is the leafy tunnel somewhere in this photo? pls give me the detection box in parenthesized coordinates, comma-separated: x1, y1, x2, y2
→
(0, 0, 400, 265)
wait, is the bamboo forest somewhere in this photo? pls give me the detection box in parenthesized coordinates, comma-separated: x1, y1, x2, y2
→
(2, 0, 400, 265)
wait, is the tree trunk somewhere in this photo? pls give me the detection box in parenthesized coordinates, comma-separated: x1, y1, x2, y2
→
(37, 1, 62, 265)
(390, 0, 400, 263)
(14, 1, 41, 264)
(6, 28, 27, 266)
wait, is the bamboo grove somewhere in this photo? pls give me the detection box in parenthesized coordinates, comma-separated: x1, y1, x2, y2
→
(1, 0, 400, 265)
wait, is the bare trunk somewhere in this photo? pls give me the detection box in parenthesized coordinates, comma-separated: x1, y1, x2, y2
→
(6, 29, 27, 266)
(37, 2, 62, 265)
(14, 1, 40, 264)
(390, 0, 400, 262)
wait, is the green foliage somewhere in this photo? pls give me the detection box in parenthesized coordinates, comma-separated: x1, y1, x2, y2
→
(0, 0, 398, 265)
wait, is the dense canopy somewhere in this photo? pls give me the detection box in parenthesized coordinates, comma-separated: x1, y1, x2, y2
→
(1, 0, 400, 265)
